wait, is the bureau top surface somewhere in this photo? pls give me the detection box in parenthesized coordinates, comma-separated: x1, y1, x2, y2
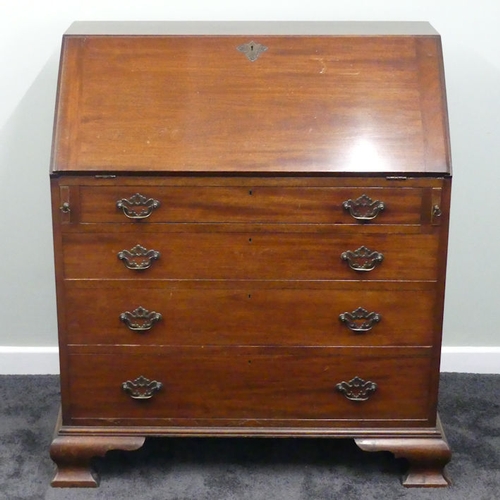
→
(65, 21, 439, 36)
(51, 22, 451, 176)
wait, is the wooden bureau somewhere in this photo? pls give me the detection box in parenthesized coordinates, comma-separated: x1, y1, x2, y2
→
(49, 21, 452, 487)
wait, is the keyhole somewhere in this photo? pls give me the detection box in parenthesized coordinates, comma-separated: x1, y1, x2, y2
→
(249, 190, 253, 195)
(248, 238, 252, 243)
(248, 294, 252, 299)
(250, 44, 254, 52)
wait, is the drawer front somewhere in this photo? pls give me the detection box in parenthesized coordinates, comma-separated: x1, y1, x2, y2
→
(62, 232, 439, 281)
(67, 347, 433, 424)
(64, 286, 436, 346)
(77, 186, 423, 225)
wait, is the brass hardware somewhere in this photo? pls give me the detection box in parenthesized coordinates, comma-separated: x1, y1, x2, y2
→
(117, 244, 160, 270)
(385, 176, 407, 181)
(116, 193, 161, 220)
(336, 376, 378, 402)
(59, 202, 71, 213)
(431, 188, 443, 226)
(122, 376, 163, 400)
(343, 194, 385, 221)
(339, 307, 381, 333)
(432, 204, 442, 217)
(341, 246, 384, 272)
(120, 306, 162, 332)
(237, 41, 268, 62)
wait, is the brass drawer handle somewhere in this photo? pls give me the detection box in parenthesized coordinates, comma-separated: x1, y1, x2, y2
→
(122, 376, 163, 400)
(116, 193, 161, 219)
(339, 307, 381, 333)
(336, 376, 378, 402)
(341, 246, 384, 272)
(432, 204, 442, 217)
(118, 244, 160, 270)
(343, 194, 385, 221)
(59, 202, 71, 213)
(120, 306, 162, 332)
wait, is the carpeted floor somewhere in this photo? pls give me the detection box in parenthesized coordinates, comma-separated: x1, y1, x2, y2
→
(0, 373, 498, 499)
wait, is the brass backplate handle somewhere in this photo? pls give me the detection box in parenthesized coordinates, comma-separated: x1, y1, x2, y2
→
(116, 193, 160, 219)
(117, 244, 160, 270)
(343, 194, 385, 221)
(341, 246, 384, 272)
(122, 376, 163, 400)
(336, 376, 378, 402)
(120, 306, 162, 332)
(339, 307, 381, 333)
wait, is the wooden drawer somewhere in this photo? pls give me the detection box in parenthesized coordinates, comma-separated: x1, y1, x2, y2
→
(64, 285, 437, 347)
(62, 232, 439, 281)
(76, 186, 424, 225)
(66, 346, 434, 425)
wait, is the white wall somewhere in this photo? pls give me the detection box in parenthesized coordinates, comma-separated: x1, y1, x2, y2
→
(1, 1, 499, 354)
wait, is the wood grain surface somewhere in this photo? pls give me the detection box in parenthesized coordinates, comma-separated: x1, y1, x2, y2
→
(51, 35, 450, 174)
(66, 346, 433, 424)
(63, 285, 437, 347)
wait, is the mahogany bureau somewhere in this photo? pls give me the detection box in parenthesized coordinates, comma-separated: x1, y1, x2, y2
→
(49, 21, 452, 487)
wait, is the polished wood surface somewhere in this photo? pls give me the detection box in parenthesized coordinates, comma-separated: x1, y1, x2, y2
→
(50, 22, 452, 488)
(356, 415, 451, 487)
(51, 33, 450, 175)
(66, 347, 433, 423)
(64, 285, 437, 346)
(50, 411, 145, 488)
(56, 176, 445, 234)
(61, 231, 440, 281)
(77, 186, 425, 225)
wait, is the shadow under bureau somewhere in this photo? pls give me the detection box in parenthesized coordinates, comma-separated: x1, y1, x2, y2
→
(49, 21, 452, 487)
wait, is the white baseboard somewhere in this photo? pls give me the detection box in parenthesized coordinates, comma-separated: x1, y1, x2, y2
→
(440, 346, 500, 374)
(0, 346, 499, 375)
(0, 346, 60, 375)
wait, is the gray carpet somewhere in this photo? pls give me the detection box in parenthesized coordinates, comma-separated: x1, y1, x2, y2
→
(0, 373, 498, 499)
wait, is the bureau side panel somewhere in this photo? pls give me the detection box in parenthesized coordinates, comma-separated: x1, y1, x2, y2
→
(50, 178, 72, 423)
(50, 37, 84, 175)
(416, 37, 452, 174)
(427, 177, 452, 421)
